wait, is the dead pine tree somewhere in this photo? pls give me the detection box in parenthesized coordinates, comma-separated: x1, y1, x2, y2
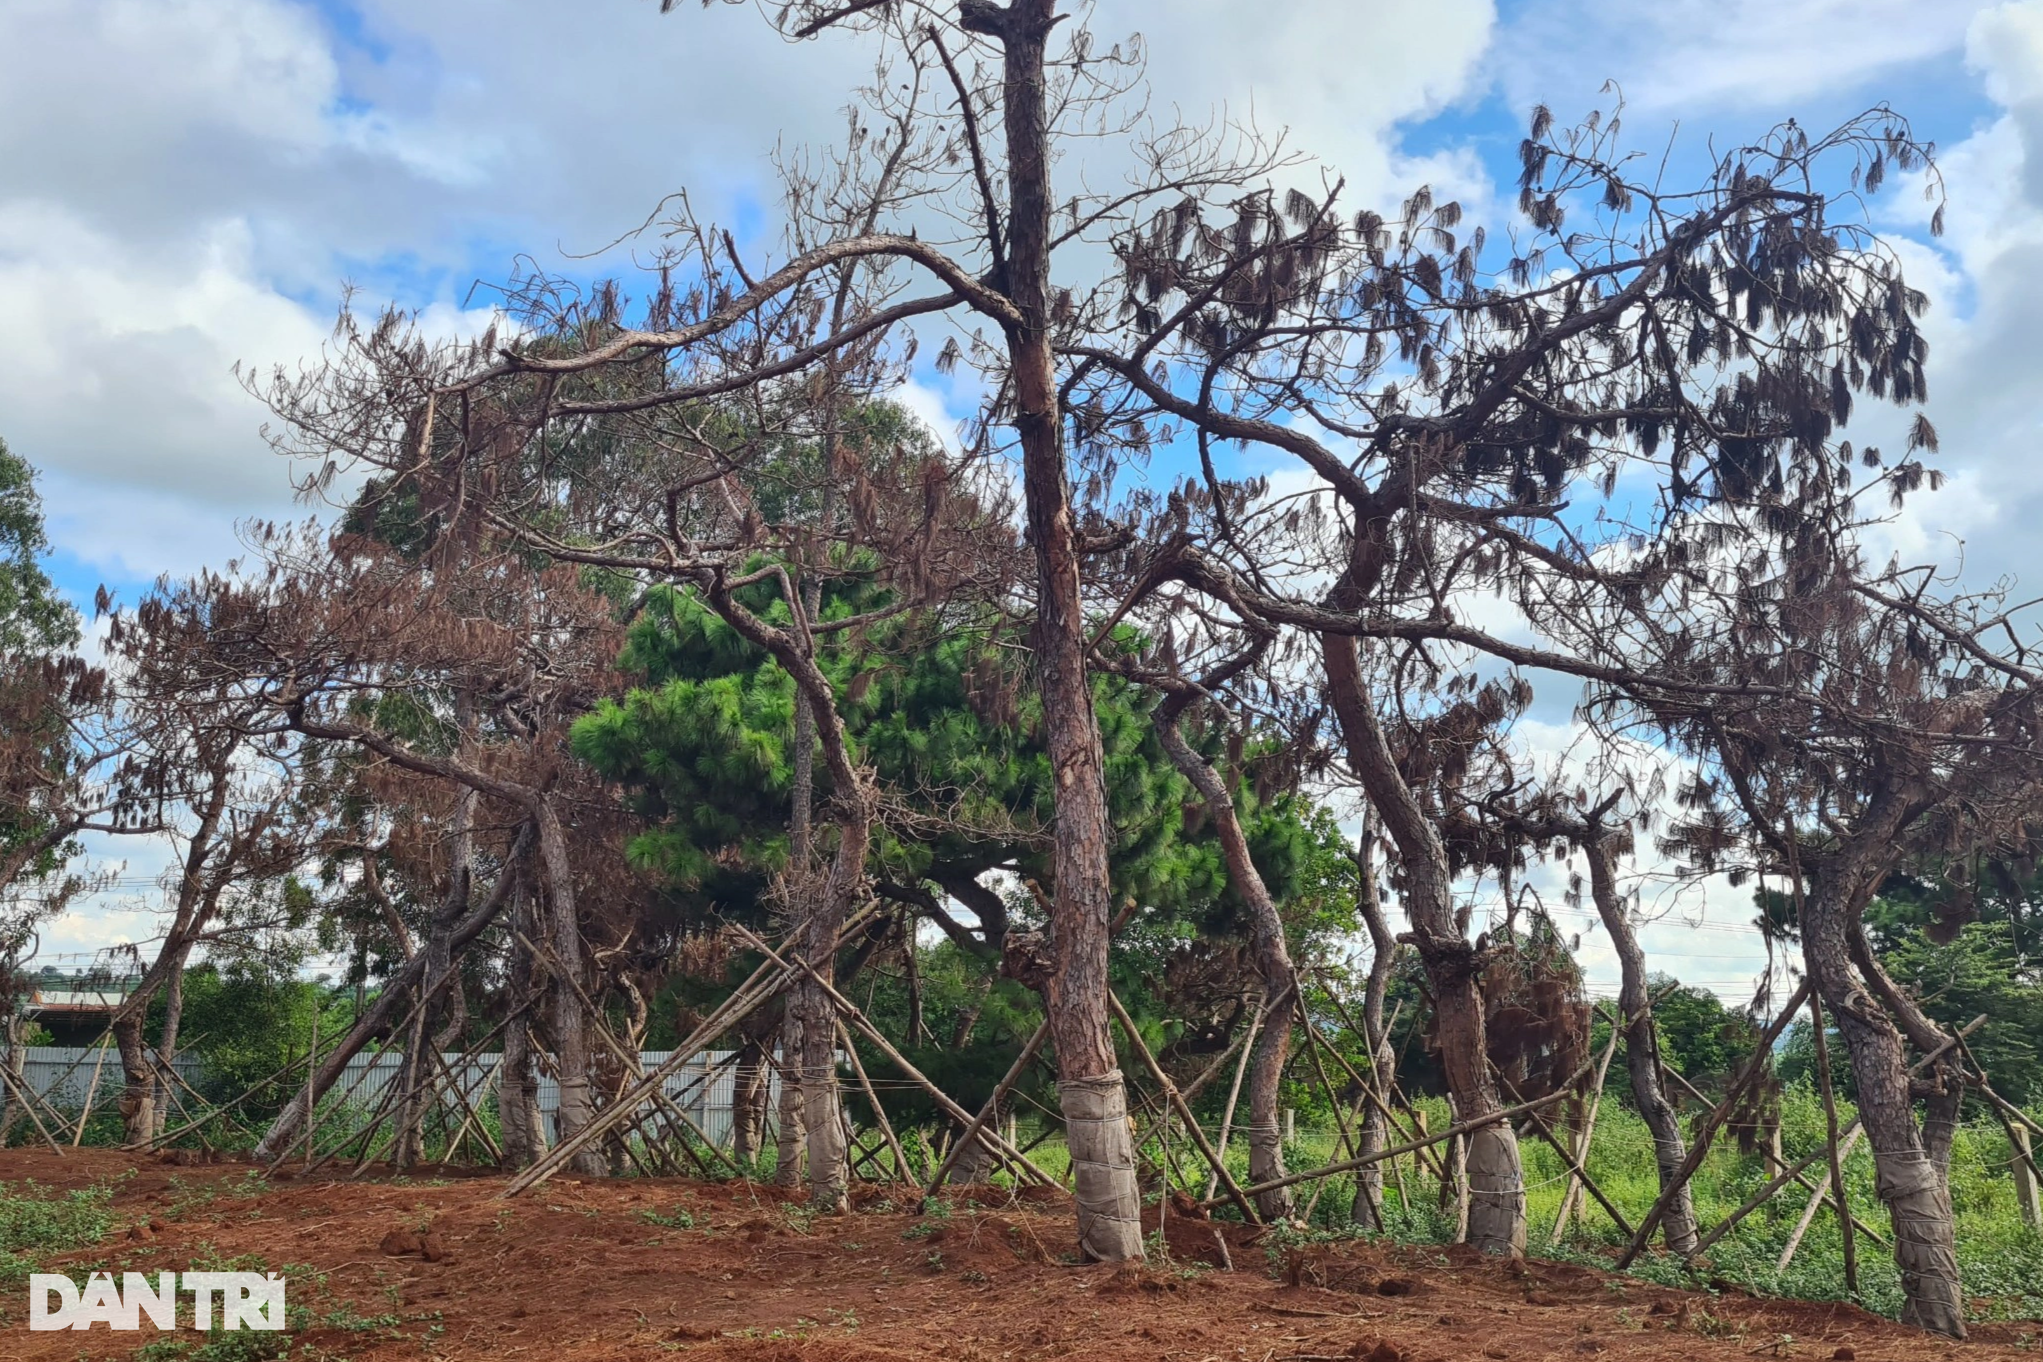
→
(1565, 508, 2043, 1332)
(1062, 92, 1954, 1257)
(259, 0, 1284, 1253)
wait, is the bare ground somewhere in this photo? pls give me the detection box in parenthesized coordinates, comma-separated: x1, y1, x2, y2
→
(3, 1148, 2035, 1361)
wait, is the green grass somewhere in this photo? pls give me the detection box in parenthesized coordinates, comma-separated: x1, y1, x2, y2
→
(843, 1084, 2043, 1324)
(1187, 1086, 2043, 1322)
(0, 1177, 117, 1291)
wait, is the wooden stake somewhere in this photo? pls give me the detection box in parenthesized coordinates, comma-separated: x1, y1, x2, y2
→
(1108, 991, 1262, 1225)
(1551, 1024, 1619, 1243)
(1807, 993, 1858, 1294)
(1615, 980, 1811, 1268)
(518, 931, 741, 1178)
(304, 998, 320, 1169)
(72, 1038, 112, 1147)
(837, 1018, 915, 1189)
(2016, 1126, 2042, 1232)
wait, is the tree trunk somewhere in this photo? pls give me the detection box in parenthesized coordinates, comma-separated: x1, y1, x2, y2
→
(796, 969, 849, 1210)
(149, 946, 191, 1142)
(395, 778, 476, 1169)
(774, 1006, 806, 1186)
(794, 791, 870, 1212)
(964, 0, 1141, 1261)
(497, 1022, 541, 1168)
(533, 800, 603, 1177)
(112, 1009, 155, 1146)
(497, 879, 544, 1169)
(0, 1012, 23, 1144)
(1322, 631, 1523, 1255)
(1584, 835, 1696, 1253)
(1352, 818, 1397, 1229)
(1154, 709, 1297, 1220)
(731, 1030, 769, 1167)
(1798, 792, 1965, 1337)
(948, 1097, 999, 1185)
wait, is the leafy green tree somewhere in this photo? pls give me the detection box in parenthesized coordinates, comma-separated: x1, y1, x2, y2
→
(0, 439, 92, 924)
(1648, 975, 1762, 1084)
(0, 437, 77, 656)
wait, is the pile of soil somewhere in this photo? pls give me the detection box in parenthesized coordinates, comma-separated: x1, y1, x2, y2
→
(1, 1148, 2027, 1359)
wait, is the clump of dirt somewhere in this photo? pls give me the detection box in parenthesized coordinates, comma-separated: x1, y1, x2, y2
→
(2, 1147, 2034, 1362)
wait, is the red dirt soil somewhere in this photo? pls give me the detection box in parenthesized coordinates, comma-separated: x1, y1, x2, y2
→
(2, 1148, 2033, 1360)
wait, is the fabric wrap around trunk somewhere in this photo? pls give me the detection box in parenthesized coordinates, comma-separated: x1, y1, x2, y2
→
(1059, 1069, 1143, 1261)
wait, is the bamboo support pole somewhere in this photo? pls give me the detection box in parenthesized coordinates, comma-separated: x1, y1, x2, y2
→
(922, 1018, 1051, 1206)
(1687, 1014, 1982, 1261)
(505, 912, 870, 1196)
(730, 924, 1057, 1189)
(1551, 1024, 1619, 1243)
(0, 1063, 65, 1154)
(71, 1038, 112, 1147)
(1661, 1062, 1890, 1248)
(1807, 993, 1858, 1294)
(1297, 1008, 1362, 1223)
(1499, 1069, 1633, 1237)
(519, 931, 743, 1179)
(1614, 980, 1812, 1268)
(1203, 1068, 1589, 1207)
(1777, 1124, 1864, 1272)
(1107, 991, 1262, 1225)
(1951, 1034, 2043, 1227)
(1204, 999, 1263, 1203)
(837, 1018, 915, 1189)
(1299, 996, 1446, 1182)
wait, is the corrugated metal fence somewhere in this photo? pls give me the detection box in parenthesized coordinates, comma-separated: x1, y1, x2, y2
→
(10, 1045, 762, 1149)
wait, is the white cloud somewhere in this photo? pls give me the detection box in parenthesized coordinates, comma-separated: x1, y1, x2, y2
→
(7, 0, 2029, 997)
(0, 205, 326, 506)
(1497, 0, 1983, 115)
(1856, 2, 2043, 592)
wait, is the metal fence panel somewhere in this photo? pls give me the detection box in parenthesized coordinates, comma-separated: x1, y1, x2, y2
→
(10, 1045, 768, 1150)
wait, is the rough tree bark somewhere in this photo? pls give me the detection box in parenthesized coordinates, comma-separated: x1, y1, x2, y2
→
(1154, 701, 1297, 1219)
(1581, 827, 1697, 1253)
(393, 771, 477, 1169)
(959, 0, 1143, 1261)
(497, 884, 545, 1169)
(1322, 631, 1524, 1255)
(773, 1007, 806, 1186)
(147, 943, 193, 1142)
(530, 799, 606, 1177)
(1352, 816, 1398, 1229)
(112, 762, 233, 1146)
(730, 1023, 771, 1168)
(1797, 787, 1966, 1337)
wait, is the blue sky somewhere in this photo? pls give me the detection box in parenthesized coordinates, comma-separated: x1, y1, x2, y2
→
(2, 0, 2035, 991)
